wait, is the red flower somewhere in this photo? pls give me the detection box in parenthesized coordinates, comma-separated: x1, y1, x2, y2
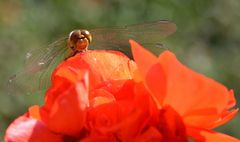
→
(5, 40, 239, 142)
(130, 40, 239, 142)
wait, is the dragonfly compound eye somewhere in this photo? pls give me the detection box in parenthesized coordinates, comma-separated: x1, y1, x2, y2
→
(81, 29, 92, 43)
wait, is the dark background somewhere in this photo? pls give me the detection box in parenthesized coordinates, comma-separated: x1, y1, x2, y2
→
(0, 0, 239, 140)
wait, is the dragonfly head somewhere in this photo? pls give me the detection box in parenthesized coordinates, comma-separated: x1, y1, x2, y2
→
(68, 29, 92, 52)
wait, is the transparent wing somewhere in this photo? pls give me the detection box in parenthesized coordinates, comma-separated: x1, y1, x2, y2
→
(7, 37, 70, 95)
(7, 20, 176, 95)
(89, 20, 176, 57)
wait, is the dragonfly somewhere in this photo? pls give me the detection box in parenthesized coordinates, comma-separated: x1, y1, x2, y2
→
(7, 20, 177, 95)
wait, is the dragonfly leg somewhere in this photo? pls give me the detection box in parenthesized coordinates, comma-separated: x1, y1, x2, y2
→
(64, 47, 88, 60)
(64, 51, 78, 60)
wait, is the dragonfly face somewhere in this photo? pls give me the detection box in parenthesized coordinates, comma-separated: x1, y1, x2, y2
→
(68, 29, 92, 56)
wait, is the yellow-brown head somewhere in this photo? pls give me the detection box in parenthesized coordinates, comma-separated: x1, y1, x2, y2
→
(68, 29, 92, 52)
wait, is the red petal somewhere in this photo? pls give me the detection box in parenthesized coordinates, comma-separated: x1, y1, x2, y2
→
(130, 40, 166, 106)
(114, 82, 158, 141)
(87, 101, 120, 134)
(133, 127, 163, 142)
(89, 88, 116, 107)
(157, 106, 188, 142)
(187, 127, 240, 142)
(87, 81, 156, 141)
(208, 108, 238, 129)
(130, 40, 159, 76)
(158, 50, 237, 128)
(5, 115, 62, 142)
(29, 105, 41, 120)
(43, 72, 89, 136)
(53, 50, 137, 90)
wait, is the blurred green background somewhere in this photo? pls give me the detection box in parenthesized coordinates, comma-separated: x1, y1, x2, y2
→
(0, 0, 239, 140)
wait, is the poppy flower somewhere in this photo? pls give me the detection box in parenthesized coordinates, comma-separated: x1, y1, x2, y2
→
(5, 40, 239, 142)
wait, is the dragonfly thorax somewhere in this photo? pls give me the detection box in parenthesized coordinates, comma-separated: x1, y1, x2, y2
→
(68, 29, 92, 52)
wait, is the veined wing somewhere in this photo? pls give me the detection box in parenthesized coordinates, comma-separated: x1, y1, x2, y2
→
(7, 37, 70, 95)
(7, 20, 177, 95)
(89, 20, 176, 56)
